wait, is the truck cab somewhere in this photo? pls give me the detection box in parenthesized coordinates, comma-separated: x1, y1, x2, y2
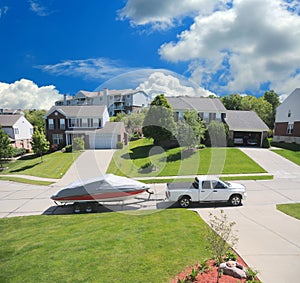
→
(166, 176, 247, 208)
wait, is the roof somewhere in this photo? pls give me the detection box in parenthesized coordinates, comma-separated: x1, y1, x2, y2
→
(167, 96, 226, 112)
(77, 89, 148, 98)
(225, 111, 269, 131)
(0, 114, 23, 127)
(95, 122, 124, 134)
(46, 105, 107, 118)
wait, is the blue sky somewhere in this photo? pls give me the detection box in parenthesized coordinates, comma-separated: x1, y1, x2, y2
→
(0, 0, 300, 109)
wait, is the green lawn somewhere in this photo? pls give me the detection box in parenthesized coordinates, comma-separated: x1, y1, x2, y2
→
(271, 142, 300, 166)
(277, 203, 300, 220)
(107, 138, 266, 177)
(0, 176, 53, 186)
(0, 209, 211, 283)
(0, 151, 81, 179)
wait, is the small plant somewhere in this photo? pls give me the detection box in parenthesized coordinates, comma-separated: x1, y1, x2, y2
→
(198, 259, 210, 274)
(246, 267, 259, 281)
(224, 249, 238, 261)
(189, 267, 199, 281)
(116, 142, 123, 149)
(205, 210, 239, 265)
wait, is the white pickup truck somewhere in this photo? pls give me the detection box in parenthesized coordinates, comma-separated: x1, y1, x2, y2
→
(165, 176, 247, 208)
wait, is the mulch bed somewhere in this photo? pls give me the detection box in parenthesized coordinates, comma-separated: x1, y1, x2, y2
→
(170, 254, 258, 283)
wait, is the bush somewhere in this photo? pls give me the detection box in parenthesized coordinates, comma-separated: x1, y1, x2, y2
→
(64, 145, 72, 153)
(72, 137, 84, 151)
(116, 142, 123, 149)
(227, 138, 234, 147)
(262, 137, 270, 148)
(12, 147, 26, 157)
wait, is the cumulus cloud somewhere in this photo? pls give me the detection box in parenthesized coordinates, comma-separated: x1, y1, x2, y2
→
(0, 79, 62, 110)
(36, 58, 137, 80)
(158, 0, 300, 94)
(136, 71, 215, 97)
(118, 0, 230, 29)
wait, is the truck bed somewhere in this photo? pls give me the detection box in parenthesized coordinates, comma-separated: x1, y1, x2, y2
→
(167, 182, 196, 190)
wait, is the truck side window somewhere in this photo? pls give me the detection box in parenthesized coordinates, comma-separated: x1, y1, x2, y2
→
(202, 181, 211, 189)
(213, 181, 226, 189)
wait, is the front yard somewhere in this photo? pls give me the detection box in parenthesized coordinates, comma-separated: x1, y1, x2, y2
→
(107, 138, 266, 177)
(0, 151, 81, 179)
(0, 209, 211, 283)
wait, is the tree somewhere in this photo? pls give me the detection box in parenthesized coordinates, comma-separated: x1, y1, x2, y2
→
(31, 127, 50, 162)
(0, 126, 14, 168)
(180, 110, 206, 147)
(206, 121, 228, 147)
(24, 109, 46, 133)
(142, 94, 177, 145)
(263, 90, 280, 129)
(221, 94, 242, 110)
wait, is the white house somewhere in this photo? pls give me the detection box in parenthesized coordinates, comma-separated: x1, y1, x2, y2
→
(273, 88, 300, 144)
(0, 114, 34, 151)
(55, 88, 150, 116)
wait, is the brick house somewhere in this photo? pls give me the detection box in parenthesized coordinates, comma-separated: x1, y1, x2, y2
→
(45, 105, 127, 149)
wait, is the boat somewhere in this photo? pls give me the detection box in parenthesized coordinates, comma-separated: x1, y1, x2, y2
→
(51, 174, 152, 212)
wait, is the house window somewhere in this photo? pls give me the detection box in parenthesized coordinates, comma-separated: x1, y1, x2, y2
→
(287, 123, 294, 134)
(48, 119, 54, 129)
(209, 113, 216, 121)
(82, 118, 88, 127)
(59, 119, 65, 130)
(14, 128, 19, 135)
(88, 118, 93, 128)
(288, 110, 291, 117)
(52, 134, 63, 145)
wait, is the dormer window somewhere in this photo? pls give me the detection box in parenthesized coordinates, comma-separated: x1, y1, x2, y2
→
(288, 110, 291, 117)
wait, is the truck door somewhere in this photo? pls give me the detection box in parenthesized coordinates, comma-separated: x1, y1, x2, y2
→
(211, 180, 229, 201)
(199, 180, 214, 201)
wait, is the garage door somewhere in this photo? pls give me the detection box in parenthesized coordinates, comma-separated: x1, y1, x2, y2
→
(94, 134, 113, 149)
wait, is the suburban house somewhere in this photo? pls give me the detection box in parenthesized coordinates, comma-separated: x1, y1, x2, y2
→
(224, 111, 269, 147)
(45, 105, 127, 149)
(55, 88, 150, 117)
(273, 88, 300, 144)
(166, 96, 227, 123)
(0, 114, 34, 151)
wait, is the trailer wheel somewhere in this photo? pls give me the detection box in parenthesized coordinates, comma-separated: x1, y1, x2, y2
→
(179, 196, 191, 208)
(73, 203, 82, 214)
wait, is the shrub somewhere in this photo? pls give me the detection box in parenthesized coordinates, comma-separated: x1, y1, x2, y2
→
(116, 142, 123, 149)
(72, 137, 84, 151)
(64, 145, 72, 153)
(262, 137, 270, 148)
(12, 147, 26, 157)
(227, 138, 234, 147)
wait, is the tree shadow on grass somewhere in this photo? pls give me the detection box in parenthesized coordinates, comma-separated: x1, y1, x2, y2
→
(10, 162, 40, 173)
(121, 145, 162, 160)
(162, 148, 196, 162)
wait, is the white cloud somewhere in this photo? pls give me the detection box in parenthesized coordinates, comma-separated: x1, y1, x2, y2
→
(118, 0, 230, 29)
(157, 0, 300, 94)
(28, 0, 52, 16)
(0, 79, 62, 110)
(136, 71, 215, 97)
(0, 5, 8, 18)
(36, 58, 137, 80)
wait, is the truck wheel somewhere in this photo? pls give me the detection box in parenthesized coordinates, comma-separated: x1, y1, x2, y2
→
(230, 195, 241, 206)
(85, 203, 94, 213)
(73, 203, 82, 213)
(179, 196, 191, 208)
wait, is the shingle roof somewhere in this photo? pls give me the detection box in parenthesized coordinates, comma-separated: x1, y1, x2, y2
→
(46, 105, 106, 118)
(167, 96, 226, 112)
(225, 111, 269, 131)
(0, 114, 22, 127)
(78, 89, 147, 97)
(95, 122, 124, 134)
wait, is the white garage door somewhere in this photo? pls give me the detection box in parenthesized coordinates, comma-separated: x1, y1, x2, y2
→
(94, 134, 114, 149)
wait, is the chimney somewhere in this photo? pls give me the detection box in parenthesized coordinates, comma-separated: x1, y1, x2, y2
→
(63, 94, 67, 105)
(103, 88, 108, 107)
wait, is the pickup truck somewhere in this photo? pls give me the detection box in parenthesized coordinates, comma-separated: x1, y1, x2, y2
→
(165, 176, 247, 208)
